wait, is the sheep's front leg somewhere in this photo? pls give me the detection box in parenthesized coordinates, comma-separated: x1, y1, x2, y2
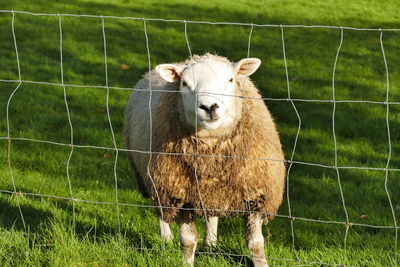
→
(205, 216, 218, 247)
(159, 217, 173, 242)
(245, 214, 269, 267)
(178, 212, 198, 266)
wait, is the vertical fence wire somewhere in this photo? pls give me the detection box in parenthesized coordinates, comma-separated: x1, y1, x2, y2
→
(280, 25, 301, 261)
(143, 19, 164, 222)
(184, 20, 192, 58)
(331, 27, 350, 266)
(58, 15, 77, 233)
(379, 29, 398, 265)
(242, 23, 264, 216)
(6, 10, 26, 231)
(101, 17, 121, 233)
(241, 24, 256, 214)
(185, 20, 211, 235)
(247, 24, 254, 59)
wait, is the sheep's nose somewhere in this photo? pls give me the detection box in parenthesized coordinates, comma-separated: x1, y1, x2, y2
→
(199, 103, 219, 119)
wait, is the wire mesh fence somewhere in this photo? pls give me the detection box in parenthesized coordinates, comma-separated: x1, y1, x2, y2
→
(0, 9, 399, 266)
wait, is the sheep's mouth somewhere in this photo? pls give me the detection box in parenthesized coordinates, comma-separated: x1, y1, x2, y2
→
(203, 118, 219, 123)
(202, 113, 220, 123)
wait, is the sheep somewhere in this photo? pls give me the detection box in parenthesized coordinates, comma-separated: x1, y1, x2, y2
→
(123, 53, 285, 267)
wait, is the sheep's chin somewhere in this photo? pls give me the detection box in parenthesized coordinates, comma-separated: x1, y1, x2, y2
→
(181, 108, 236, 134)
(198, 119, 222, 130)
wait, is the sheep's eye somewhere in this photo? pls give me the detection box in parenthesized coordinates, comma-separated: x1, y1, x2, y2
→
(229, 78, 234, 83)
(182, 81, 188, 87)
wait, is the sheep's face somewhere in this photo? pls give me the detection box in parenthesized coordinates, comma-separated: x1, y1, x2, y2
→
(156, 57, 261, 131)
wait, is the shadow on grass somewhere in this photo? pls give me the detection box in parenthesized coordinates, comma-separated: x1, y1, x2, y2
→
(0, 196, 53, 232)
(0, 192, 160, 250)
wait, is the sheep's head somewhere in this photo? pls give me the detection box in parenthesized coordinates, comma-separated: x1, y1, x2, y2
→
(156, 56, 261, 131)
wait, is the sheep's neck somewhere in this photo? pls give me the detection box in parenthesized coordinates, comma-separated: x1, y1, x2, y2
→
(154, 91, 255, 182)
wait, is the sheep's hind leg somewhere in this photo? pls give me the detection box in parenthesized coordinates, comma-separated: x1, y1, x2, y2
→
(205, 216, 218, 247)
(245, 214, 269, 267)
(159, 218, 173, 242)
(178, 212, 198, 267)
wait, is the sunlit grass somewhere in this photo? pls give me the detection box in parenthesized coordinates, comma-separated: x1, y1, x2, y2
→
(0, 0, 400, 266)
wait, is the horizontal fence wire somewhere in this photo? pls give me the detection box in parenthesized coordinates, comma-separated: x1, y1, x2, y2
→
(1, 79, 400, 105)
(0, 9, 400, 31)
(1, 136, 400, 172)
(0, 79, 400, 105)
(0, 189, 398, 230)
(1, 9, 399, 266)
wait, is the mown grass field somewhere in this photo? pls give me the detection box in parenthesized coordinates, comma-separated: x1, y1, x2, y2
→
(1, 0, 400, 266)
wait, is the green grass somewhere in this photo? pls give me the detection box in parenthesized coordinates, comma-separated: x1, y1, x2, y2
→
(1, 0, 400, 266)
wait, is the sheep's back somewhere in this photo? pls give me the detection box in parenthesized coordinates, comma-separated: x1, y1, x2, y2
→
(123, 71, 176, 192)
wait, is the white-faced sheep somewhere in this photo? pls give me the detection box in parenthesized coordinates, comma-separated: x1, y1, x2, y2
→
(123, 53, 285, 267)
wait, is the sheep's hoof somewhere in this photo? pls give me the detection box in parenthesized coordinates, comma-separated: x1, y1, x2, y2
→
(160, 231, 174, 242)
(183, 257, 194, 267)
(159, 219, 173, 242)
(204, 238, 217, 247)
(252, 259, 269, 267)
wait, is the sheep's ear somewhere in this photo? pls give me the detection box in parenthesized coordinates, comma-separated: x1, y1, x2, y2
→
(156, 64, 185, 83)
(233, 58, 261, 78)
